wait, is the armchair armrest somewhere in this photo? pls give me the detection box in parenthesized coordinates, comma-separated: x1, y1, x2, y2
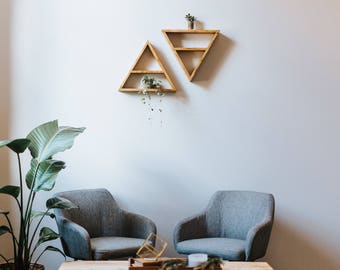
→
(56, 216, 92, 260)
(122, 210, 157, 243)
(245, 220, 273, 261)
(173, 212, 207, 246)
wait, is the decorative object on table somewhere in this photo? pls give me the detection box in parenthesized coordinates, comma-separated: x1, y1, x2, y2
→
(139, 75, 166, 122)
(0, 120, 85, 270)
(129, 258, 186, 269)
(129, 256, 222, 270)
(173, 191, 275, 261)
(187, 254, 207, 267)
(161, 256, 222, 270)
(120, 41, 176, 92)
(160, 258, 187, 270)
(193, 256, 223, 270)
(136, 232, 167, 259)
(185, 13, 196, 30)
(53, 189, 157, 260)
(60, 260, 273, 270)
(162, 29, 219, 81)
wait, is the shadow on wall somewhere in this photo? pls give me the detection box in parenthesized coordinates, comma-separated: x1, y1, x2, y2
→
(194, 34, 235, 87)
(0, 0, 12, 261)
(265, 219, 340, 270)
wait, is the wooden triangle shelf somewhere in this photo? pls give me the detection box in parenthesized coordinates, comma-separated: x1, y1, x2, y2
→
(120, 41, 176, 92)
(162, 30, 219, 81)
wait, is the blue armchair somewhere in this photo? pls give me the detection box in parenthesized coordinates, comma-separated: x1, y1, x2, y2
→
(54, 188, 156, 260)
(173, 191, 275, 261)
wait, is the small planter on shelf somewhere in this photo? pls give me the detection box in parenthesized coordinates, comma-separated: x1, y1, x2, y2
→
(185, 13, 196, 30)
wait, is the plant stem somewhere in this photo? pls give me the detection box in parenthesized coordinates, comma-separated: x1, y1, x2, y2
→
(23, 162, 40, 269)
(4, 214, 18, 264)
(0, 253, 9, 263)
(24, 162, 39, 235)
(28, 209, 50, 261)
(17, 154, 24, 212)
(17, 153, 25, 269)
(33, 248, 46, 267)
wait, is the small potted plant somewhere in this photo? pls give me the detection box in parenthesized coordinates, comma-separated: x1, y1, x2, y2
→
(139, 75, 166, 122)
(0, 120, 84, 270)
(161, 256, 223, 270)
(185, 13, 196, 30)
(140, 75, 162, 93)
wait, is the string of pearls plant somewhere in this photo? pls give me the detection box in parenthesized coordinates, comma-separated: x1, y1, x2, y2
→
(139, 75, 166, 122)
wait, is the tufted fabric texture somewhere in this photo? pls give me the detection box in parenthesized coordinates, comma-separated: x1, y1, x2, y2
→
(54, 188, 156, 260)
(173, 191, 274, 261)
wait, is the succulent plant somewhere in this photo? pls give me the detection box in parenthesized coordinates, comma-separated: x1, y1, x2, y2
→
(185, 13, 196, 22)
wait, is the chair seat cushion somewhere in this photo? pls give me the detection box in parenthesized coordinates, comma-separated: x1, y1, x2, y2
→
(91, 236, 146, 260)
(176, 238, 246, 261)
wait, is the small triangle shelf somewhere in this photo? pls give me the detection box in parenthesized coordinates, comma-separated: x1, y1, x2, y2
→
(120, 41, 176, 92)
(162, 30, 219, 81)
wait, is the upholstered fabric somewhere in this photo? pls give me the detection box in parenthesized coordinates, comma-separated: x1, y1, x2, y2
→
(91, 237, 146, 260)
(54, 188, 156, 260)
(176, 238, 246, 261)
(173, 191, 274, 261)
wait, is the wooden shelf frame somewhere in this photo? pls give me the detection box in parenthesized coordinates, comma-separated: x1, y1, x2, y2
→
(162, 29, 219, 81)
(120, 41, 176, 92)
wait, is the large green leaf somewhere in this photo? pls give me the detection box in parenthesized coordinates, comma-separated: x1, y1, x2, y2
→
(0, 225, 10, 236)
(46, 196, 78, 209)
(26, 159, 65, 192)
(0, 139, 31, 154)
(27, 120, 85, 162)
(0, 185, 20, 199)
(38, 227, 59, 245)
(30, 210, 55, 220)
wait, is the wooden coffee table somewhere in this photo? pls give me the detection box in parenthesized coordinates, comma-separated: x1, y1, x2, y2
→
(59, 260, 273, 270)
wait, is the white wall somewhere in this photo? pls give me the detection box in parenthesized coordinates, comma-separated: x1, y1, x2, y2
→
(7, 0, 340, 270)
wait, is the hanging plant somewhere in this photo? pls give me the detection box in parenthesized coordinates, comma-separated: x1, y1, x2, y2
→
(139, 75, 166, 123)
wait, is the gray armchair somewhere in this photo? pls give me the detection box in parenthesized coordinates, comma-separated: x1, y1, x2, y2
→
(174, 191, 274, 261)
(54, 188, 156, 260)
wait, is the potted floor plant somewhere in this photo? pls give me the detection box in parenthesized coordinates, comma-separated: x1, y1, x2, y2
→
(0, 120, 85, 270)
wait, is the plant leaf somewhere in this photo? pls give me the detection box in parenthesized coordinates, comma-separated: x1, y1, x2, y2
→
(0, 253, 9, 263)
(0, 225, 10, 236)
(0, 185, 20, 199)
(38, 227, 59, 245)
(27, 120, 85, 162)
(46, 196, 78, 209)
(0, 140, 11, 148)
(30, 210, 55, 220)
(42, 245, 66, 259)
(26, 159, 65, 192)
(0, 139, 31, 154)
(0, 209, 9, 215)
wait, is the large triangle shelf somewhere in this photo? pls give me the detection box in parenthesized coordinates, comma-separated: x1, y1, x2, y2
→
(120, 41, 176, 92)
(162, 30, 219, 81)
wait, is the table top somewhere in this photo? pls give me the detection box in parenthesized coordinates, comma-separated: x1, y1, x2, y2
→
(59, 260, 273, 270)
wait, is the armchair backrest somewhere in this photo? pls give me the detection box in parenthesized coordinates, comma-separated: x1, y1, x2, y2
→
(205, 191, 274, 240)
(54, 188, 124, 238)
